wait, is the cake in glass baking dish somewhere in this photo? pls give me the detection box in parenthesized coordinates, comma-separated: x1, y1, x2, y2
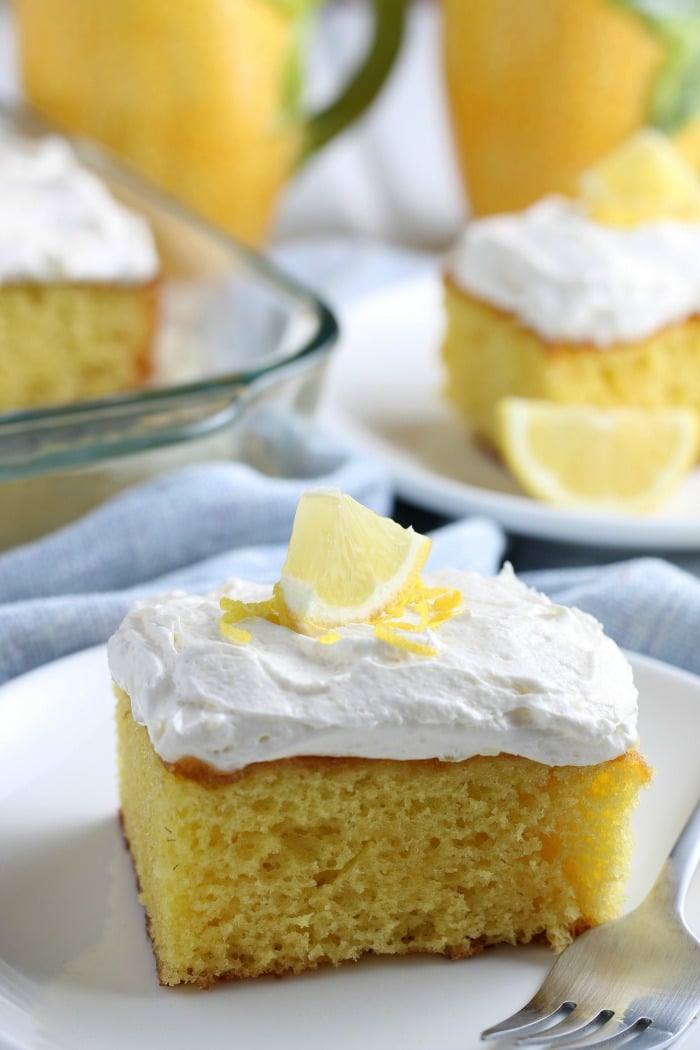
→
(0, 125, 159, 411)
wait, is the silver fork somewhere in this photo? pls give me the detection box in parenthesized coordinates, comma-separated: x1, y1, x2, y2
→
(481, 794, 700, 1048)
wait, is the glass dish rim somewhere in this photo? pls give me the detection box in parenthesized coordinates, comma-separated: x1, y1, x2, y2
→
(0, 99, 339, 432)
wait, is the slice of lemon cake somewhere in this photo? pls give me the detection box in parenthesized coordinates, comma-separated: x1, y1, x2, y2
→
(442, 131, 700, 452)
(0, 126, 159, 412)
(108, 489, 650, 988)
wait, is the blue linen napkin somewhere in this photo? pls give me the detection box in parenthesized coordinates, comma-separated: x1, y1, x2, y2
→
(0, 454, 505, 686)
(1, 453, 699, 687)
(1, 237, 699, 690)
(2, 447, 700, 688)
(523, 559, 700, 678)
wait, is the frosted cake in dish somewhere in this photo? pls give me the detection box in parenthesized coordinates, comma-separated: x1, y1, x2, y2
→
(109, 493, 650, 988)
(0, 127, 159, 411)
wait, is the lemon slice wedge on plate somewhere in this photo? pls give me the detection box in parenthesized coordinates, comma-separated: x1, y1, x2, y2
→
(498, 398, 699, 513)
(276, 488, 432, 631)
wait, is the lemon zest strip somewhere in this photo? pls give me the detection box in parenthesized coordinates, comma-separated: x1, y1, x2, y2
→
(219, 581, 463, 657)
(220, 621, 252, 644)
(370, 582, 462, 657)
(372, 622, 437, 657)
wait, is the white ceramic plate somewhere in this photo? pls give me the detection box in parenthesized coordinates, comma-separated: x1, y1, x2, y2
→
(319, 275, 700, 549)
(2, 645, 700, 1050)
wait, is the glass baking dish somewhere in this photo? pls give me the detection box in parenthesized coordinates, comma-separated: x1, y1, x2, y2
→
(0, 102, 338, 548)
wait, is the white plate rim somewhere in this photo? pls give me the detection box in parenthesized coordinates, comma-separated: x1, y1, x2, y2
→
(2, 643, 700, 1050)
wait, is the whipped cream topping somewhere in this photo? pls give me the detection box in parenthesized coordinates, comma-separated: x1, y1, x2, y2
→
(107, 565, 638, 773)
(0, 128, 159, 284)
(448, 196, 700, 346)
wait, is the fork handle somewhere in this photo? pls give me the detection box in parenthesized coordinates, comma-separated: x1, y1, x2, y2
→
(653, 794, 700, 916)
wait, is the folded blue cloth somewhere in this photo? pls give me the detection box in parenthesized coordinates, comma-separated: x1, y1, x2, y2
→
(524, 559, 700, 678)
(3, 447, 700, 690)
(1, 241, 699, 690)
(0, 454, 505, 685)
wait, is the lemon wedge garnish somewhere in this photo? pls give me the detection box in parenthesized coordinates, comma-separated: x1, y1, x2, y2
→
(275, 488, 432, 632)
(579, 128, 700, 226)
(220, 488, 461, 656)
(498, 398, 699, 513)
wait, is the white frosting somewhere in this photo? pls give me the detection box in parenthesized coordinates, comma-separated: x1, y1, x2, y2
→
(107, 565, 638, 772)
(448, 196, 700, 346)
(0, 129, 159, 284)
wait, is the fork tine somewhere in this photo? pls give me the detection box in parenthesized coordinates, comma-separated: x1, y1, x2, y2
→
(523, 1018, 652, 1049)
(516, 1008, 615, 1045)
(481, 1002, 574, 1041)
(618, 1023, 694, 1050)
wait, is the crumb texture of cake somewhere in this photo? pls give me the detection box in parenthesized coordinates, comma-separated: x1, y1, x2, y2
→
(109, 554, 650, 988)
(0, 283, 157, 410)
(0, 128, 159, 411)
(116, 687, 650, 987)
(442, 195, 700, 446)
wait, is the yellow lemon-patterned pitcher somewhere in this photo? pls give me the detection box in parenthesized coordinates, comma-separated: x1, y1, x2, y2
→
(442, 0, 700, 216)
(16, 0, 405, 244)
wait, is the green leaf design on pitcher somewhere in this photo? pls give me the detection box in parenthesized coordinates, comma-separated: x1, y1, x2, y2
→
(266, 0, 406, 163)
(612, 0, 700, 132)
